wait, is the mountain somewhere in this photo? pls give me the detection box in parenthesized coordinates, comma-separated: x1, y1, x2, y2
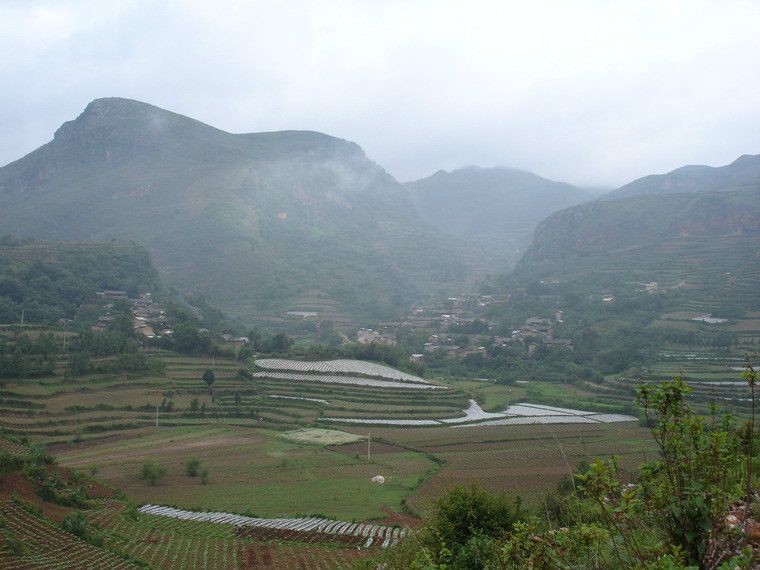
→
(406, 166, 591, 267)
(609, 154, 760, 198)
(515, 188, 760, 312)
(0, 98, 480, 324)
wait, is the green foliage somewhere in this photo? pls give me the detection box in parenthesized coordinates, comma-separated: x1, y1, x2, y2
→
(184, 458, 201, 477)
(0, 240, 160, 324)
(0, 334, 58, 378)
(37, 472, 91, 508)
(202, 368, 215, 392)
(60, 511, 105, 546)
(172, 321, 213, 355)
(61, 512, 90, 538)
(634, 376, 744, 565)
(122, 503, 140, 522)
(501, 520, 611, 569)
(408, 483, 522, 568)
(2, 532, 25, 556)
(0, 452, 24, 475)
(139, 461, 165, 486)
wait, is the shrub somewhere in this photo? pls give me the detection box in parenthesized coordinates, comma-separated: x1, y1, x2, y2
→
(0, 453, 24, 475)
(184, 458, 201, 477)
(123, 503, 140, 522)
(139, 461, 165, 486)
(61, 512, 89, 538)
(635, 376, 744, 565)
(429, 483, 520, 550)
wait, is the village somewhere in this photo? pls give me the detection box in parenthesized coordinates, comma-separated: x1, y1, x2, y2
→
(356, 292, 574, 364)
(92, 290, 250, 351)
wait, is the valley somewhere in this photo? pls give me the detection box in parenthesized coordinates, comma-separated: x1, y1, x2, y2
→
(0, 102, 758, 570)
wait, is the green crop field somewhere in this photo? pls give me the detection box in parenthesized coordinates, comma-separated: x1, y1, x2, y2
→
(0, 345, 658, 528)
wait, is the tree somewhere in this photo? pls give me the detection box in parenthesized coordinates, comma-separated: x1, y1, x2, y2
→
(202, 368, 215, 394)
(139, 461, 165, 486)
(268, 333, 293, 353)
(173, 321, 212, 354)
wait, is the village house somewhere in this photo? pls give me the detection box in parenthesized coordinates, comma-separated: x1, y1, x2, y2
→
(133, 323, 155, 338)
(545, 338, 574, 351)
(97, 290, 128, 300)
(357, 328, 396, 346)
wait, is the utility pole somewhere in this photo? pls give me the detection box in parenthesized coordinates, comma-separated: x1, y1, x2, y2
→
(20, 309, 24, 327)
(368, 432, 371, 461)
(155, 404, 159, 429)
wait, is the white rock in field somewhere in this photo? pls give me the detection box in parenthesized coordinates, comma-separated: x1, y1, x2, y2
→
(371, 475, 386, 484)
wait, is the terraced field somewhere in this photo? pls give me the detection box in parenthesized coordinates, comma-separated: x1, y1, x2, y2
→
(0, 501, 139, 570)
(321, 401, 637, 426)
(254, 358, 429, 384)
(86, 500, 372, 569)
(336, 421, 656, 512)
(138, 505, 404, 549)
(0, 348, 658, 544)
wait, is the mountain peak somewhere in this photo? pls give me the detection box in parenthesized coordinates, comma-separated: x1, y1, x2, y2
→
(729, 153, 760, 167)
(610, 153, 760, 198)
(83, 96, 155, 115)
(53, 97, 203, 142)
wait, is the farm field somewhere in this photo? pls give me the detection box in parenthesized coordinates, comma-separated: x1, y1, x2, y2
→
(0, 500, 141, 570)
(338, 421, 657, 513)
(1, 349, 655, 537)
(50, 425, 437, 522)
(87, 499, 373, 569)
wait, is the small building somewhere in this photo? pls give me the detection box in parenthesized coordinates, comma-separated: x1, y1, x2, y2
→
(546, 338, 574, 351)
(357, 328, 396, 346)
(97, 290, 127, 300)
(409, 354, 423, 364)
(134, 324, 155, 338)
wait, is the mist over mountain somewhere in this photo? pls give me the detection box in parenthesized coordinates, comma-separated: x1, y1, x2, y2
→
(406, 166, 591, 268)
(609, 153, 760, 198)
(0, 98, 482, 323)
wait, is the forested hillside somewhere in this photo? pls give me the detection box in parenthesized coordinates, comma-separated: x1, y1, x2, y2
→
(0, 238, 160, 324)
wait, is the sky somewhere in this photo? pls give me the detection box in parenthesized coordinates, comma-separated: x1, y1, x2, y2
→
(1, 0, 759, 187)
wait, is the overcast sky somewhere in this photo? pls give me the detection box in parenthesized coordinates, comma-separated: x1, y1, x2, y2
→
(1, 0, 759, 187)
